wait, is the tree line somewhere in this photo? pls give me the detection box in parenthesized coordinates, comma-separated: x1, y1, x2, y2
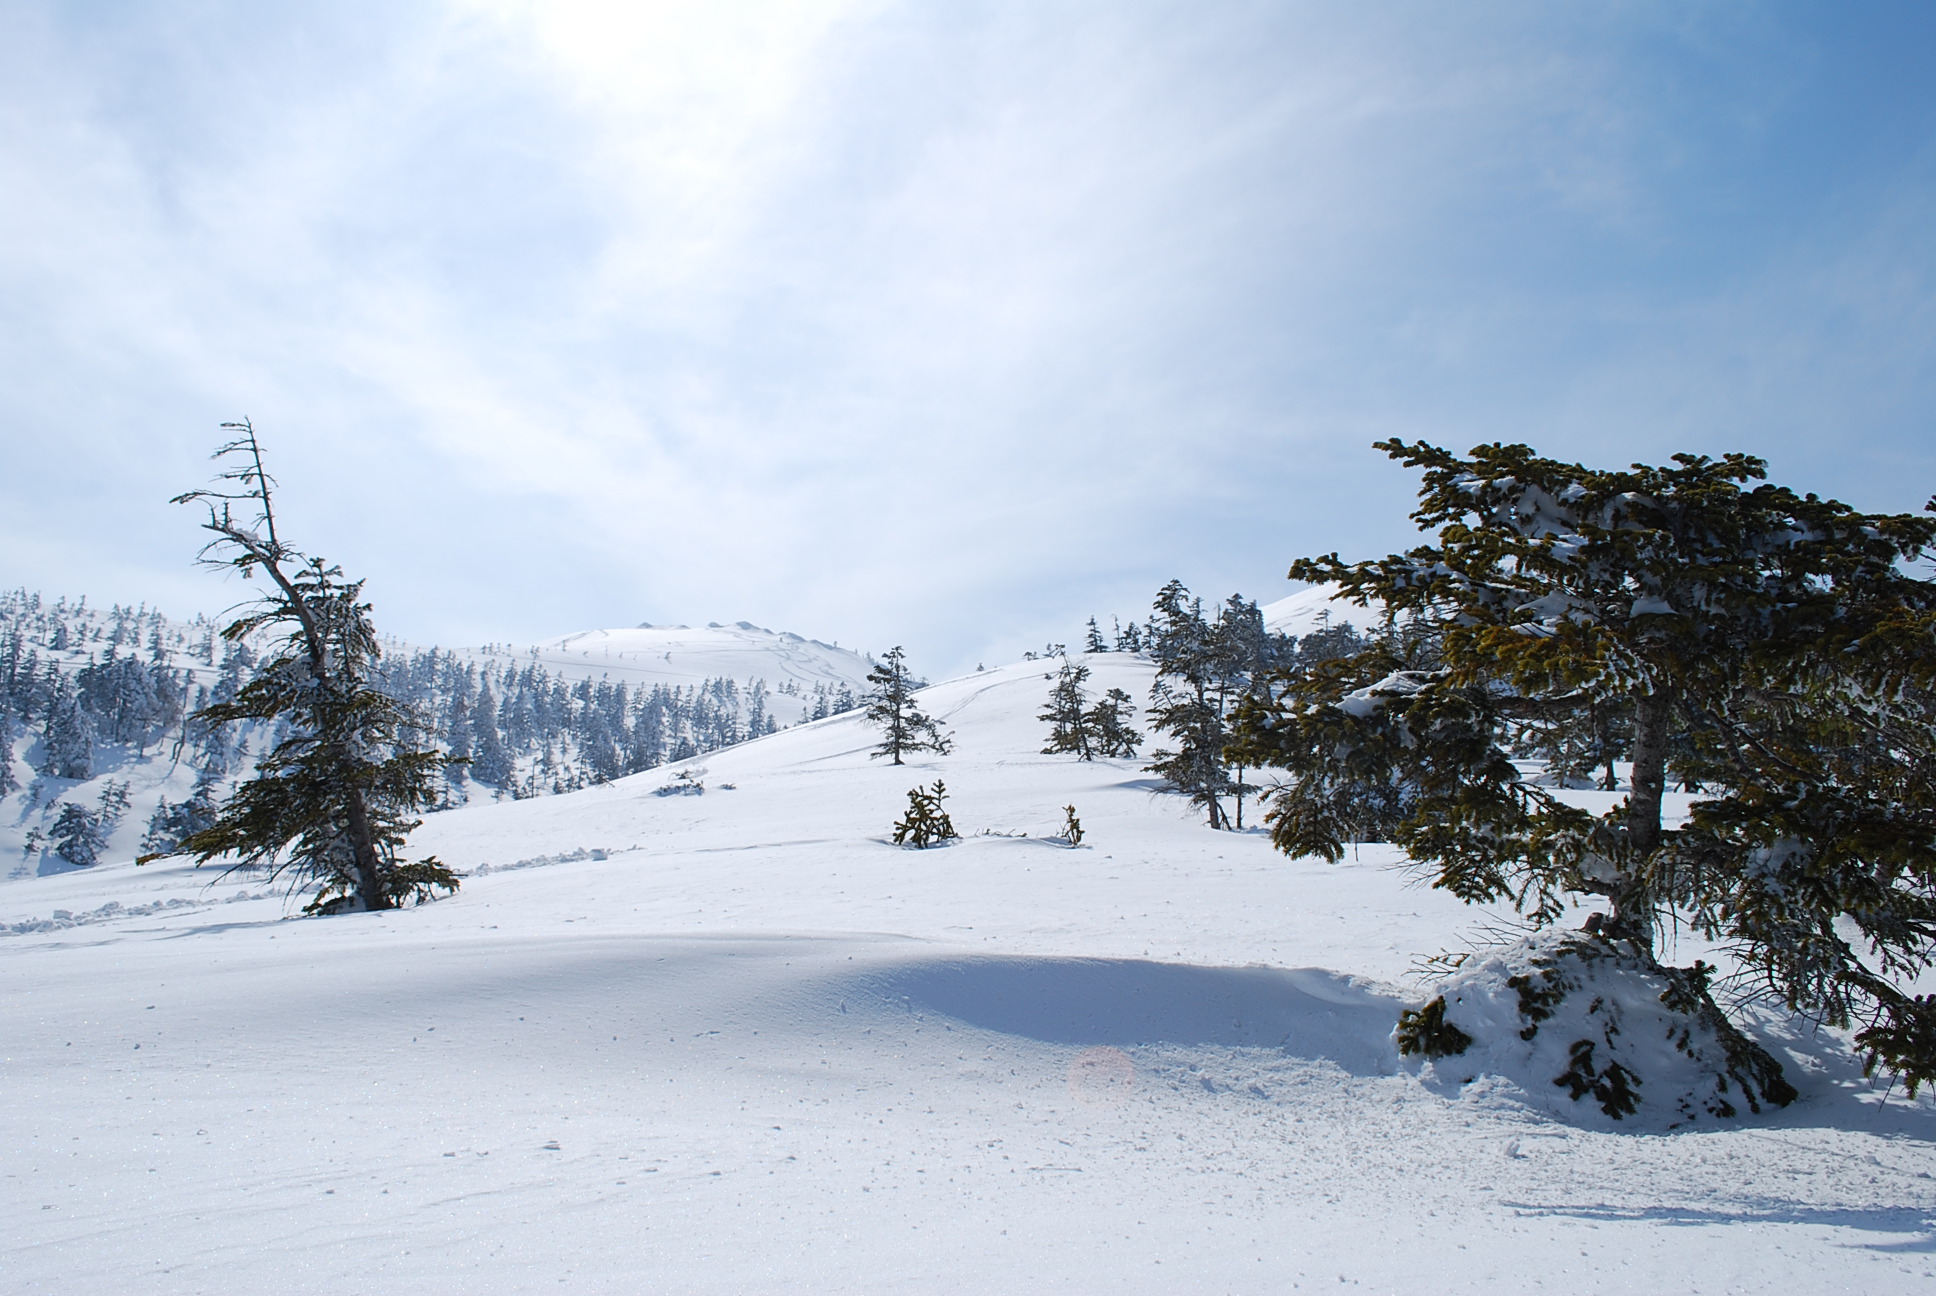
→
(2, 601, 859, 880)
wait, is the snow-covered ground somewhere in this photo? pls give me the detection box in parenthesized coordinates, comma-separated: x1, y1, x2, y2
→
(4, 655, 1932, 1293)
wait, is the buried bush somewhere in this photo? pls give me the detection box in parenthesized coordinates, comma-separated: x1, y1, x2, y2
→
(1395, 996, 1472, 1059)
(1405, 930, 1797, 1126)
(892, 780, 958, 849)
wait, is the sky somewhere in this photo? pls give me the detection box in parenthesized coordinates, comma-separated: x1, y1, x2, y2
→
(3, 1, 1934, 673)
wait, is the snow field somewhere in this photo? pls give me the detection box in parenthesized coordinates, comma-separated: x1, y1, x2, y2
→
(4, 655, 1934, 1293)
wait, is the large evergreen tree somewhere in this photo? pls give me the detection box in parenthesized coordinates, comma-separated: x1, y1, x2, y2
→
(1231, 440, 1936, 1091)
(864, 646, 951, 765)
(147, 422, 460, 914)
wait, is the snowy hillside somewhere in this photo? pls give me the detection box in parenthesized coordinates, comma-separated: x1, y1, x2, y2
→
(2, 593, 880, 877)
(4, 652, 1931, 1294)
(500, 619, 875, 721)
(1260, 582, 1384, 638)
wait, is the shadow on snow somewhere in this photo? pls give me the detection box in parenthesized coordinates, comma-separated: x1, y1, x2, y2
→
(864, 954, 1402, 1076)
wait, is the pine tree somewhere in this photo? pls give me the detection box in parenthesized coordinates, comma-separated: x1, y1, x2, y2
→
(76, 648, 175, 748)
(0, 628, 25, 711)
(1146, 684, 1230, 828)
(97, 778, 130, 831)
(1084, 618, 1108, 654)
(865, 646, 951, 765)
(150, 422, 461, 914)
(143, 775, 223, 856)
(1039, 657, 1095, 759)
(1143, 581, 1231, 827)
(0, 712, 16, 798)
(1231, 439, 1936, 1093)
(469, 683, 515, 788)
(49, 801, 110, 867)
(1084, 688, 1142, 758)
(39, 675, 92, 780)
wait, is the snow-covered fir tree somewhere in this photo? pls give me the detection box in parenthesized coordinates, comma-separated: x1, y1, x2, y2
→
(39, 674, 94, 780)
(1231, 439, 1936, 1099)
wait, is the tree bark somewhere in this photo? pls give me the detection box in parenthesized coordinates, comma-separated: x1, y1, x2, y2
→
(1615, 682, 1673, 941)
(342, 786, 390, 911)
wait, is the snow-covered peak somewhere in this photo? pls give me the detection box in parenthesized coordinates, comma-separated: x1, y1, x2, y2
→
(1261, 583, 1384, 638)
(509, 620, 876, 692)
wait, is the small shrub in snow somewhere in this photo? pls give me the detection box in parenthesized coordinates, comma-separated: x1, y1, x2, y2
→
(1395, 996, 1471, 1059)
(1060, 805, 1084, 847)
(892, 781, 958, 849)
(1410, 928, 1797, 1127)
(655, 768, 706, 796)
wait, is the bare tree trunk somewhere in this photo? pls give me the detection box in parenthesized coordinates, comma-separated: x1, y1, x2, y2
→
(1205, 786, 1227, 831)
(1615, 683, 1673, 942)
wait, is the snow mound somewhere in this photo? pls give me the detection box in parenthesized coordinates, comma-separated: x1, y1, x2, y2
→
(1403, 929, 1798, 1129)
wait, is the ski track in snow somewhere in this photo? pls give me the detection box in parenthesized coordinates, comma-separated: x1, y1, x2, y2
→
(3, 655, 1932, 1294)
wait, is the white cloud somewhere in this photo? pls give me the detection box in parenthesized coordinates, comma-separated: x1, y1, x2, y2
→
(2, 2, 1933, 670)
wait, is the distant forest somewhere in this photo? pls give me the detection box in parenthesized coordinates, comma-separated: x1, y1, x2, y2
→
(0, 589, 861, 867)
